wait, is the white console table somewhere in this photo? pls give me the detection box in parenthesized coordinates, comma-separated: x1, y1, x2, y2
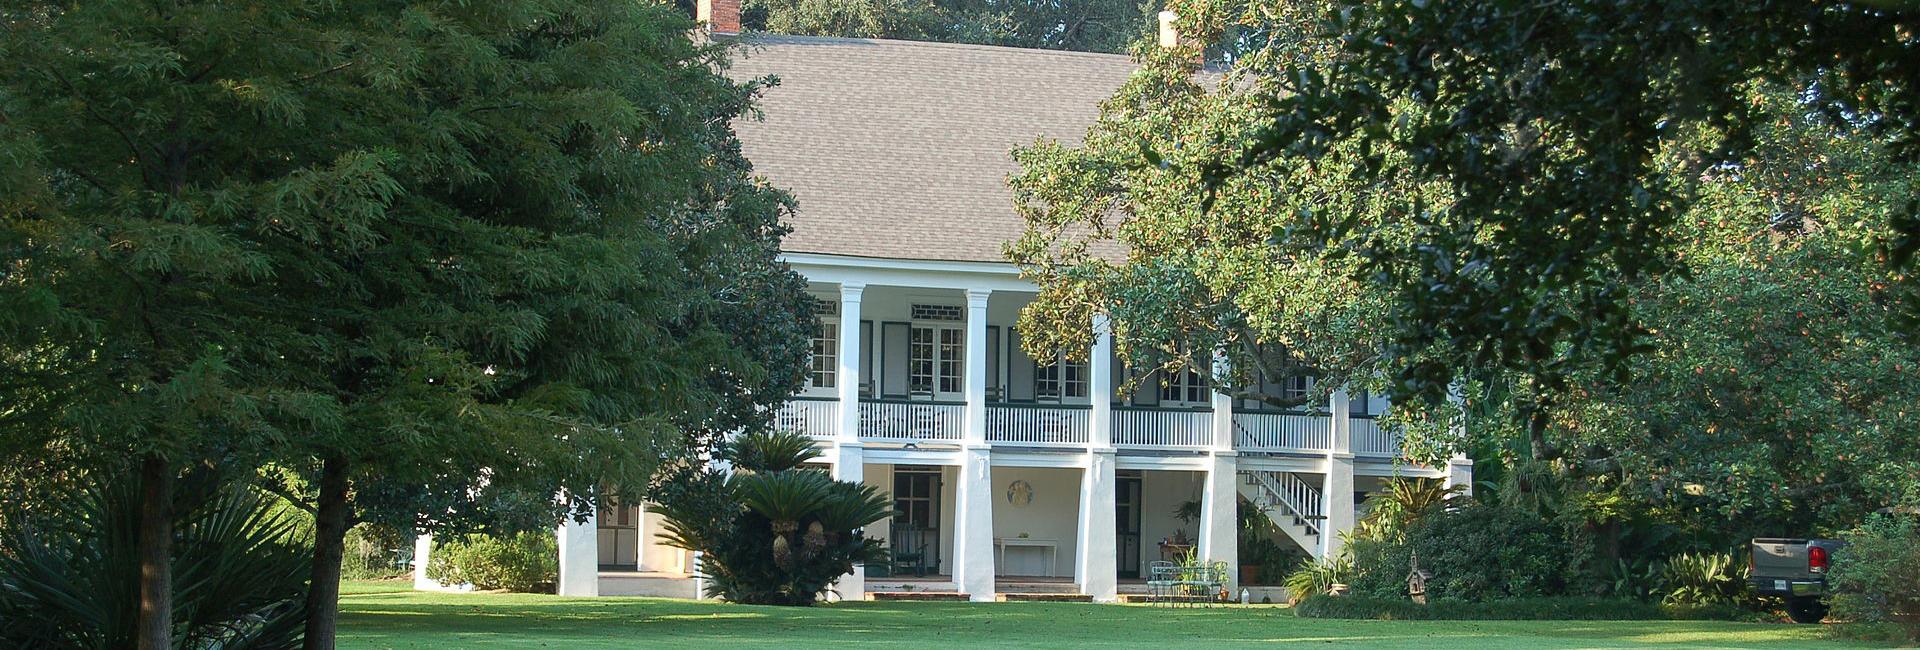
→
(993, 537, 1060, 577)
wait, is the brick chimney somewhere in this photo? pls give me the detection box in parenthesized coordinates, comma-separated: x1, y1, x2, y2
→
(698, 0, 741, 37)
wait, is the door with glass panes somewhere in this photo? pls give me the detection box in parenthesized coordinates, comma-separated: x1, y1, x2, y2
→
(892, 466, 942, 574)
(908, 325, 964, 400)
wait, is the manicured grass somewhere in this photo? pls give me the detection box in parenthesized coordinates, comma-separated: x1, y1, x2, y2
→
(338, 580, 1869, 649)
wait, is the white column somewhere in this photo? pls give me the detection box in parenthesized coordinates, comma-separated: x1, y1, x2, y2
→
(838, 282, 866, 441)
(955, 288, 996, 601)
(1075, 451, 1118, 601)
(556, 507, 599, 597)
(1444, 388, 1474, 496)
(1089, 314, 1114, 448)
(412, 533, 435, 590)
(954, 446, 996, 601)
(1076, 313, 1119, 601)
(633, 502, 649, 572)
(1322, 390, 1356, 560)
(963, 289, 991, 444)
(1198, 451, 1239, 592)
(832, 445, 866, 600)
(832, 282, 868, 600)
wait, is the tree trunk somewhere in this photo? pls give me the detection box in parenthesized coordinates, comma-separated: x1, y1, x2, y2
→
(303, 456, 351, 650)
(136, 456, 174, 650)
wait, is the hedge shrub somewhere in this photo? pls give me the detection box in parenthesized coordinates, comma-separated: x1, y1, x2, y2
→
(1830, 514, 1920, 642)
(1295, 595, 1751, 621)
(426, 531, 557, 592)
(1351, 501, 1578, 602)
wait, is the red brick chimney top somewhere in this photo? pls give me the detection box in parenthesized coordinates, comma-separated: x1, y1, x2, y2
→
(698, 0, 741, 37)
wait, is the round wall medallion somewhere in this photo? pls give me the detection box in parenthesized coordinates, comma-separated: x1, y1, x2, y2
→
(1005, 480, 1034, 507)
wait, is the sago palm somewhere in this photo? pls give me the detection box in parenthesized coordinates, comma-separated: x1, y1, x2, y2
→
(726, 429, 822, 474)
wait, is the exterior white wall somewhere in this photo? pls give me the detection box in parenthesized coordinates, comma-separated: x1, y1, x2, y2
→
(638, 510, 691, 574)
(989, 466, 1082, 577)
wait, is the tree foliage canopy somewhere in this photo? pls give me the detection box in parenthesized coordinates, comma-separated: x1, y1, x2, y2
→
(3, 0, 815, 643)
(1203, 0, 1920, 449)
(741, 0, 1157, 54)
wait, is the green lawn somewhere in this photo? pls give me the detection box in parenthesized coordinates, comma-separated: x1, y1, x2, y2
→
(338, 580, 1870, 649)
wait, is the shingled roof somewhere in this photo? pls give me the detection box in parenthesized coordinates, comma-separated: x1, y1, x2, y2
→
(726, 34, 1138, 264)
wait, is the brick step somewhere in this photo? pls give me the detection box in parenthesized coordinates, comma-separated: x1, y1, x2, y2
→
(869, 591, 969, 601)
(1001, 593, 1092, 602)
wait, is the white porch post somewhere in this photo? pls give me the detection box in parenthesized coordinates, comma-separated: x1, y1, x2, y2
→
(962, 289, 990, 445)
(556, 505, 599, 597)
(1322, 390, 1356, 560)
(831, 282, 868, 600)
(1089, 314, 1115, 450)
(633, 502, 649, 572)
(1198, 358, 1239, 591)
(1075, 314, 1118, 601)
(954, 288, 996, 601)
(412, 533, 434, 590)
(838, 282, 866, 440)
(1443, 388, 1474, 496)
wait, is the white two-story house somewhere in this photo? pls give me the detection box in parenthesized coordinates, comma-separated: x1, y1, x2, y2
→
(414, 1, 1472, 603)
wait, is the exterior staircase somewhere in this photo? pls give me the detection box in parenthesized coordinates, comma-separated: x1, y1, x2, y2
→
(1239, 470, 1325, 558)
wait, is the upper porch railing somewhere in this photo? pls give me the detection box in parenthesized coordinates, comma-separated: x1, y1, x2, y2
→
(772, 397, 1406, 457)
(858, 398, 964, 442)
(1111, 406, 1214, 449)
(986, 403, 1091, 447)
(1350, 414, 1402, 457)
(773, 397, 838, 440)
(1233, 411, 1331, 453)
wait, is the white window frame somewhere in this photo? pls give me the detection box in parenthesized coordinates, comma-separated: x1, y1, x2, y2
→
(908, 323, 965, 400)
(1158, 366, 1209, 406)
(805, 299, 838, 396)
(1033, 352, 1089, 403)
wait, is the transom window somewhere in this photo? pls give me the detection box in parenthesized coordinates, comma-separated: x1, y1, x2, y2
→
(1035, 353, 1088, 401)
(910, 303, 964, 321)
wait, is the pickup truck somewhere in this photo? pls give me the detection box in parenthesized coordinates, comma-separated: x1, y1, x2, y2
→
(1750, 537, 1844, 623)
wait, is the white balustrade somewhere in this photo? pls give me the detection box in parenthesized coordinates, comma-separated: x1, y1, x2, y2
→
(1247, 470, 1323, 536)
(1111, 407, 1214, 448)
(1232, 411, 1331, 452)
(986, 404, 1090, 446)
(858, 399, 964, 441)
(1350, 415, 1402, 456)
(773, 398, 839, 439)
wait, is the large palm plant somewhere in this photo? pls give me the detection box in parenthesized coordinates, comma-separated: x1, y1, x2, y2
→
(656, 430, 891, 605)
(0, 476, 310, 649)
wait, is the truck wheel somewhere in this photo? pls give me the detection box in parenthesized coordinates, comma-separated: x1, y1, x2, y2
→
(1786, 597, 1828, 624)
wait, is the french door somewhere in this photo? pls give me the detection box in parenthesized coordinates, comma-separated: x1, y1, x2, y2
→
(1116, 475, 1143, 579)
(893, 466, 943, 573)
(908, 325, 964, 399)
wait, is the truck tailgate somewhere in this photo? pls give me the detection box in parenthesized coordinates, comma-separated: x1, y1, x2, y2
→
(1752, 538, 1812, 580)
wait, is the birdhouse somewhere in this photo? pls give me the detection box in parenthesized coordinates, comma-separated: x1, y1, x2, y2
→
(1407, 553, 1432, 605)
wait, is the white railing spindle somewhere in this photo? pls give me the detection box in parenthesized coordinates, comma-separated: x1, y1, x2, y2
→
(985, 404, 1090, 447)
(773, 398, 839, 439)
(1230, 411, 1331, 452)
